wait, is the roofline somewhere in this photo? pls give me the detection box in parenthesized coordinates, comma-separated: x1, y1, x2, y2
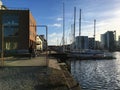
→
(0, 7, 29, 10)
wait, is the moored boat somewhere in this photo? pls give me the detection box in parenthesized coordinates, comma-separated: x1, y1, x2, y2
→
(68, 50, 115, 60)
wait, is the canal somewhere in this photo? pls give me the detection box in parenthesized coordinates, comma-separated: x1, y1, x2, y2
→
(71, 52, 120, 90)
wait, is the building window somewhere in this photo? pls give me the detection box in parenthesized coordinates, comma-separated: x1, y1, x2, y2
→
(2, 13, 19, 25)
(5, 41, 18, 50)
(2, 13, 19, 37)
(2, 13, 19, 50)
(4, 26, 19, 37)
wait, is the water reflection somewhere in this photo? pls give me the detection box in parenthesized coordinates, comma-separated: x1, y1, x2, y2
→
(71, 52, 120, 90)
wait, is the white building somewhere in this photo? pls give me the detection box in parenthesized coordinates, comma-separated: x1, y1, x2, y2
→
(36, 35, 47, 51)
(0, 0, 7, 10)
(36, 35, 43, 51)
(0, 0, 3, 9)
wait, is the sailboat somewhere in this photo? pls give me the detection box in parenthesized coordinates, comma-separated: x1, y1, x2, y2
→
(69, 8, 115, 60)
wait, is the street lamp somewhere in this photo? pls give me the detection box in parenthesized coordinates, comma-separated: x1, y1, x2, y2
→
(1, 24, 4, 67)
(31, 25, 48, 67)
(36, 25, 48, 67)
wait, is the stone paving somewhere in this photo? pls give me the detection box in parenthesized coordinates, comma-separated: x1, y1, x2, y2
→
(0, 51, 81, 90)
(4, 56, 47, 66)
(0, 66, 48, 90)
(0, 54, 68, 90)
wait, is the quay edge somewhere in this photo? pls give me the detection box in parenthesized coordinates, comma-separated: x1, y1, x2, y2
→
(49, 51, 82, 90)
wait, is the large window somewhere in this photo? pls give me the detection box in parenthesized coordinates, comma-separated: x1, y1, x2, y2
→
(4, 26, 19, 37)
(2, 14, 19, 25)
(5, 41, 18, 50)
(2, 13, 19, 37)
(2, 13, 19, 50)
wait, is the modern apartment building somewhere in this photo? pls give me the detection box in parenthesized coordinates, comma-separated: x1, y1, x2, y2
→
(101, 31, 115, 51)
(75, 36, 89, 50)
(0, 9, 36, 53)
(88, 38, 95, 49)
(119, 36, 120, 46)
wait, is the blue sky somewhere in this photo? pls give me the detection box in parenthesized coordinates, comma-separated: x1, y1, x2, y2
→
(2, 0, 120, 45)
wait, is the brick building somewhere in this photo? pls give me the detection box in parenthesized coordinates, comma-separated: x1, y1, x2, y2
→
(0, 9, 36, 53)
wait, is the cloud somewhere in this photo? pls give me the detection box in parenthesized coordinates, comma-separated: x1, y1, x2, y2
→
(57, 18, 63, 21)
(49, 23, 62, 28)
(48, 32, 62, 45)
(49, 33, 58, 38)
(53, 23, 62, 27)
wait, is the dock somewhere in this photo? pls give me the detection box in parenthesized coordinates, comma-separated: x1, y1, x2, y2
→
(49, 51, 115, 60)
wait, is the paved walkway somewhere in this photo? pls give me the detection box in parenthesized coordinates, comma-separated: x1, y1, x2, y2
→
(0, 51, 81, 90)
(4, 56, 47, 66)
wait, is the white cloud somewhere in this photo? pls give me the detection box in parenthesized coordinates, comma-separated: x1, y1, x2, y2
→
(49, 23, 62, 28)
(48, 32, 62, 45)
(49, 33, 58, 38)
(53, 23, 62, 27)
(57, 18, 63, 21)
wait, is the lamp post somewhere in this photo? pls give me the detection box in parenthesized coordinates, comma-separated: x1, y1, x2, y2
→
(1, 24, 4, 67)
(37, 25, 48, 67)
(31, 25, 48, 67)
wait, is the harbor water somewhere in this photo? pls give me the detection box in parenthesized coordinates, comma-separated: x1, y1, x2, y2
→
(71, 52, 120, 90)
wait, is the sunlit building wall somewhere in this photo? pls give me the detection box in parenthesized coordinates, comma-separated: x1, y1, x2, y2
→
(0, 1, 7, 10)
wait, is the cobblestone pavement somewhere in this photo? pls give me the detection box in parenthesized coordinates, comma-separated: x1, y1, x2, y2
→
(4, 56, 47, 66)
(0, 51, 80, 90)
(0, 66, 48, 90)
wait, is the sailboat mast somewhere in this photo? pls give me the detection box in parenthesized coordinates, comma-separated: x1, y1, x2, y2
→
(79, 9, 81, 51)
(94, 19, 96, 49)
(74, 7, 76, 42)
(79, 9, 81, 36)
(63, 3, 65, 52)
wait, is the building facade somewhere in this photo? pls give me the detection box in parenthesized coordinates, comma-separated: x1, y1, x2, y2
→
(101, 34, 107, 49)
(88, 38, 95, 49)
(36, 35, 47, 51)
(101, 31, 115, 51)
(75, 36, 89, 50)
(0, 9, 36, 53)
(119, 36, 120, 47)
(36, 35, 43, 51)
(95, 41, 100, 49)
